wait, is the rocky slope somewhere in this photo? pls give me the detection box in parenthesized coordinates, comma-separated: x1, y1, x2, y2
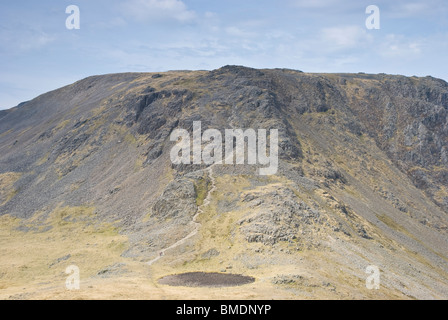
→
(0, 66, 447, 299)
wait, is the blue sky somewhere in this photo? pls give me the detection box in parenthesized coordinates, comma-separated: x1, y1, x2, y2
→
(1, 0, 447, 110)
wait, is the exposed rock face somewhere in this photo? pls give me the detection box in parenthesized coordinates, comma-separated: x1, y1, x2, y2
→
(344, 75, 448, 211)
(151, 176, 197, 221)
(0, 66, 447, 299)
(238, 187, 325, 246)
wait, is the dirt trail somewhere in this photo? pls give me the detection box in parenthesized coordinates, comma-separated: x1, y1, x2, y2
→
(147, 165, 217, 266)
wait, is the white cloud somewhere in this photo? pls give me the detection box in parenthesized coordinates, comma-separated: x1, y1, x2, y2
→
(93, 17, 127, 29)
(22, 32, 55, 51)
(204, 11, 217, 19)
(401, 2, 428, 15)
(388, 1, 437, 18)
(121, 0, 196, 23)
(225, 26, 257, 38)
(291, 0, 339, 8)
(321, 26, 370, 49)
(0, 26, 55, 53)
(378, 34, 423, 58)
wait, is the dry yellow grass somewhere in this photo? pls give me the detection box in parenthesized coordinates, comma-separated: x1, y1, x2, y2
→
(0, 172, 22, 205)
(0, 207, 129, 299)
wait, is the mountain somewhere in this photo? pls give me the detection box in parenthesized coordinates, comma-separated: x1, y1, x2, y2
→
(0, 66, 447, 299)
